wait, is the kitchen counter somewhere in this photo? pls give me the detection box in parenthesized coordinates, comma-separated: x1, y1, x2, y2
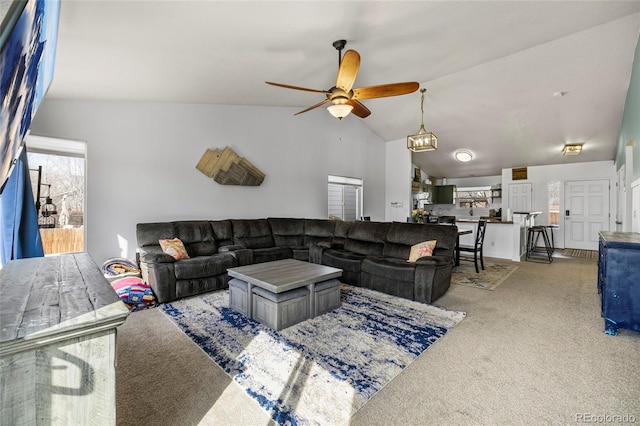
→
(456, 218, 512, 224)
(455, 217, 530, 262)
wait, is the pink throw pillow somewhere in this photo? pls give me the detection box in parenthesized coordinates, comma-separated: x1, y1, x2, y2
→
(407, 240, 437, 263)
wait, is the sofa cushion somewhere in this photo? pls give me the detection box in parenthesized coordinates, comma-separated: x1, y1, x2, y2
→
(303, 219, 336, 247)
(136, 222, 175, 256)
(383, 223, 456, 260)
(210, 220, 234, 247)
(268, 218, 305, 247)
(231, 219, 275, 249)
(322, 248, 366, 273)
(361, 256, 416, 282)
(173, 221, 218, 257)
(136, 221, 219, 258)
(344, 221, 391, 256)
(251, 247, 292, 264)
(174, 254, 237, 280)
(291, 247, 309, 261)
(332, 220, 352, 245)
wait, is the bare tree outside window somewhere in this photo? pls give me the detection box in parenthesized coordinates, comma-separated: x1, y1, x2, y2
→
(457, 187, 491, 208)
(27, 148, 85, 254)
(548, 181, 560, 225)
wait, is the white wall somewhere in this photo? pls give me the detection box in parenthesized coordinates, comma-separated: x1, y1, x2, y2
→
(30, 100, 386, 263)
(501, 160, 616, 248)
(385, 138, 412, 222)
(447, 175, 502, 188)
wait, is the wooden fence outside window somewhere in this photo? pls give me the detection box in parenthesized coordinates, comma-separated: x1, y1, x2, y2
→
(39, 227, 84, 255)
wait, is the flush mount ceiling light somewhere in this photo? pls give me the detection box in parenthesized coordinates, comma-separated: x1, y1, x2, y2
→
(562, 144, 583, 156)
(407, 88, 437, 152)
(455, 149, 473, 162)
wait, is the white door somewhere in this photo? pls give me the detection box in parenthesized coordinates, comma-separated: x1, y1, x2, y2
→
(508, 183, 532, 213)
(616, 165, 625, 231)
(564, 180, 610, 250)
(632, 183, 640, 233)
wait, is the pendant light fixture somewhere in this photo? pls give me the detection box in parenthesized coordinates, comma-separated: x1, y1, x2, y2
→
(407, 88, 437, 152)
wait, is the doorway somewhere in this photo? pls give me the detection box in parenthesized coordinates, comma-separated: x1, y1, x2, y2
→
(564, 179, 610, 250)
(508, 182, 532, 214)
(328, 175, 363, 221)
(26, 135, 86, 255)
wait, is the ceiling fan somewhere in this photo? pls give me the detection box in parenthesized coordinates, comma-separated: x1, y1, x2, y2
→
(265, 40, 419, 120)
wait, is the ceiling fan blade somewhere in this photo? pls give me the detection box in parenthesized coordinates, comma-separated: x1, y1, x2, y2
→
(265, 81, 331, 94)
(335, 50, 360, 92)
(352, 82, 420, 100)
(294, 99, 331, 115)
(348, 100, 371, 119)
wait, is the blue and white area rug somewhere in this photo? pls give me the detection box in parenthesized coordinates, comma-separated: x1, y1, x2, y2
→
(161, 284, 465, 425)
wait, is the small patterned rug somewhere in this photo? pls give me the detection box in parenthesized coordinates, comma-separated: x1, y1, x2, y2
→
(452, 261, 519, 290)
(561, 249, 598, 259)
(161, 284, 465, 425)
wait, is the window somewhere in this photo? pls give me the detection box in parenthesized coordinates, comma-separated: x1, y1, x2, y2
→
(456, 186, 491, 208)
(328, 175, 363, 221)
(26, 136, 86, 255)
(548, 181, 560, 225)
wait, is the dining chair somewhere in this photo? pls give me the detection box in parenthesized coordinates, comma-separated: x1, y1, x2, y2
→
(458, 219, 487, 273)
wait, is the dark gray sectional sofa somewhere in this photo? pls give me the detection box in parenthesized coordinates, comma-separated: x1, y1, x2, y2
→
(136, 218, 457, 305)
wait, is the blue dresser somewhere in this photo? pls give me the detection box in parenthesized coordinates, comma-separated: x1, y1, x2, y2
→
(598, 231, 640, 335)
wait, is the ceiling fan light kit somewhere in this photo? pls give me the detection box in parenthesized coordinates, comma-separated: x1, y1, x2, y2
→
(407, 88, 437, 152)
(265, 40, 418, 120)
(327, 104, 354, 120)
(562, 143, 582, 155)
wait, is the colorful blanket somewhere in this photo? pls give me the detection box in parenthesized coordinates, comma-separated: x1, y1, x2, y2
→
(101, 257, 140, 277)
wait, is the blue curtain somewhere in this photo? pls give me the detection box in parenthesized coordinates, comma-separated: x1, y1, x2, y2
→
(0, 146, 44, 266)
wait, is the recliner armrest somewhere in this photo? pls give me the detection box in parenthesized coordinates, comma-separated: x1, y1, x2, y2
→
(414, 255, 452, 267)
(225, 248, 253, 265)
(140, 252, 176, 263)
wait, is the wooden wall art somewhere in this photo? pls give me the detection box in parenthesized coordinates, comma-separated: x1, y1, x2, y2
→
(196, 146, 265, 186)
(512, 167, 528, 180)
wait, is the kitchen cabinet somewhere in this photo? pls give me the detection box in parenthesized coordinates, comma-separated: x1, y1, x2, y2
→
(423, 184, 436, 204)
(435, 185, 456, 204)
(597, 231, 640, 335)
(411, 182, 456, 204)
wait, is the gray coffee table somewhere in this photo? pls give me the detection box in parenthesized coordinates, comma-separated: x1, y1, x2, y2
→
(227, 258, 342, 329)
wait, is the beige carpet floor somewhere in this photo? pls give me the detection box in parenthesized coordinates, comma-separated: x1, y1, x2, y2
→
(116, 257, 640, 426)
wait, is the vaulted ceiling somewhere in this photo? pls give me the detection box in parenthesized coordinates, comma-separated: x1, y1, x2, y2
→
(46, 1, 640, 178)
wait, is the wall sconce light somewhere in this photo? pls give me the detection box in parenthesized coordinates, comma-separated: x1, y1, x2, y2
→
(562, 144, 583, 156)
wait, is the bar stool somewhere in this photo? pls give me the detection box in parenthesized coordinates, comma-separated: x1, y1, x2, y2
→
(526, 225, 553, 263)
(546, 225, 558, 253)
